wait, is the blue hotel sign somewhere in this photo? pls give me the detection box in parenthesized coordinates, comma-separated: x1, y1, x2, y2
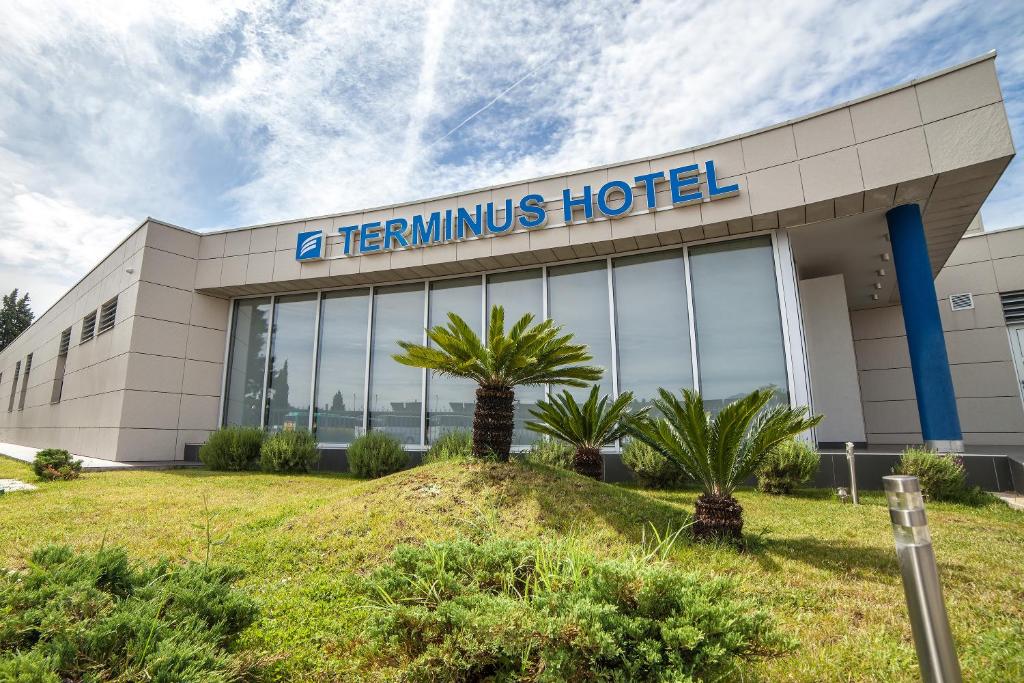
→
(296, 159, 739, 261)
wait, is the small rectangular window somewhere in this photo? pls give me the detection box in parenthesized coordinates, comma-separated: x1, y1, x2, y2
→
(18, 353, 32, 411)
(97, 297, 117, 335)
(7, 361, 20, 412)
(51, 327, 72, 404)
(81, 311, 97, 343)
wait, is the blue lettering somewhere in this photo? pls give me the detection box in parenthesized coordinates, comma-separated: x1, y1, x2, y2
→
(337, 225, 358, 255)
(359, 221, 382, 253)
(706, 159, 740, 198)
(634, 171, 664, 210)
(669, 164, 702, 205)
(562, 186, 593, 223)
(444, 208, 454, 241)
(486, 199, 514, 233)
(384, 218, 409, 249)
(597, 180, 633, 218)
(457, 205, 482, 238)
(518, 194, 547, 229)
(412, 212, 441, 245)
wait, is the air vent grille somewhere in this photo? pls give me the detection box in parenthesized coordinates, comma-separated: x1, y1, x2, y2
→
(58, 328, 71, 356)
(97, 297, 117, 335)
(1001, 290, 1024, 324)
(81, 311, 97, 343)
(949, 292, 974, 312)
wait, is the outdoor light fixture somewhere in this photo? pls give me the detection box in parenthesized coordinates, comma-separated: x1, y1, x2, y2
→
(882, 252, 891, 261)
(883, 475, 962, 682)
(845, 442, 859, 504)
(878, 268, 887, 276)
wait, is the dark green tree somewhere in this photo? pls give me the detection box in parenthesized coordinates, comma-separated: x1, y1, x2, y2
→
(0, 289, 34, 352)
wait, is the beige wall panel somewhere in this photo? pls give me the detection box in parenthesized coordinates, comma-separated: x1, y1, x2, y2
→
(195, 259, 223, 289)
(794, 108, 855, 158)
(859, 367, 916, 402)
(863, 399, 922, 434)
(189, 293, 230, 331)
(130, 317, 189, 359)
(146, 222, 199, 259)
(198, 233, 226, 259)
(182, 359, 224, 397)
(136, 281, 194, 324)
(939, 293, 1006, 331)
(125, 353, 185, 393)
(249, 226, 277, 253)
(178, 394, 220, 431)
(915, 59, 1002, 124)
(850, 88, 922, 143)
(934, 260, 998, 298)
(741, 125, 797, 171)
(946, 236, 992, 266)
(945, 327, 1012, 364)
(185, 326, 228, 364)
(986, 228, 1024, 258)
(993, 255, 1024, 291)
(857, 128, 932, 189)
(245, 251, 275, 284)
(120, 389, 181, 429)
(951, 361, 1021, 398)
(850, 306, 907, 340)
(855, 336, 911, 370)
(798, 147, 864, 203)
(957, 397, 1024, 433)
(745, 163, 804, 214)
(142, 247, 198, 291)
(925, 104, 1014, 174)
(115, 428, 178, 461)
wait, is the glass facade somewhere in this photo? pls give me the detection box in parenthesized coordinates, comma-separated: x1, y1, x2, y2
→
(220, 234, 792, 446)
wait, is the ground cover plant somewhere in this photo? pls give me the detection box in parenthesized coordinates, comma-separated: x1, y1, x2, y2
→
(526, 385, 641, 479)
(0, 453, 1021, 681)
(894, 447, 988, 504)
(622, 438, 686, 489)
(200, 426, 264, 471)
(0, 544, 258, 682)
(261, 429, 320, 473)
(347, 431, 408, 478)
(520, 437, 573, 470)
(361, 536, 790, 680)
(756, 438, 820, 494)
(393, 305, 602, 460)
(31, 447, 81, 481)
(423, 429, 473, 463)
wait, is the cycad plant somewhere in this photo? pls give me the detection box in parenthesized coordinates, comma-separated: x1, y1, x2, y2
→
(629, 387, 821, 543)
(526, 386, 643, 480)
(393, 306, 603, 461)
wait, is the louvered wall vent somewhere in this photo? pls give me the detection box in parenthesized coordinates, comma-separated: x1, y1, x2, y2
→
(1001, 290, 1024, 324)
(949, 293, 974, 311)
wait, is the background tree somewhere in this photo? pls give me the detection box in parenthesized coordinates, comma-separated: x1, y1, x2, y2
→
(0, 289, 34, 353)
(393, 306, 602, 461)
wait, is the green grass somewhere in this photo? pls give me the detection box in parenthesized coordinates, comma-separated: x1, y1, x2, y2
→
(1, 454, 1021, 681)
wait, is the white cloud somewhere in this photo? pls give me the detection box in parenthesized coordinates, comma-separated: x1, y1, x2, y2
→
(1, 0, 1022, 314)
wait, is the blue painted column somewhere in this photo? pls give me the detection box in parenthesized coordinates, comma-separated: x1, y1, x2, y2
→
(886, 204, 964, 452)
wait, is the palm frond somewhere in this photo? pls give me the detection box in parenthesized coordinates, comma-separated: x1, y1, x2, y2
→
(525, 386, 643, 450)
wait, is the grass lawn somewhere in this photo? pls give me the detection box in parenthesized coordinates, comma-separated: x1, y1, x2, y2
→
(1, 453, 1022, 681)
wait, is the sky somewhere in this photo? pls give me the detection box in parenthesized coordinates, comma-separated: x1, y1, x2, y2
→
(1, 0, 1023, 315)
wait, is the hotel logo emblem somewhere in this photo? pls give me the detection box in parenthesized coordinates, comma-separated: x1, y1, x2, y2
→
(295, 230, 324, 261)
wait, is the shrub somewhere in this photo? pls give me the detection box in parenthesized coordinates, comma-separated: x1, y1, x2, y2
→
(348, 431, 408, 479)
(31, 448, 81, 482)
(424, 429, 473, 464)
(520, 437, 573, 470)
(360, 538, 791, 680)
(894, 448, 986, 503)
(622, 439, 686, 489)
(200, 426, 264, 471)
(260, 429, 320, 473)
(755, 439, 820, 494)
(0, 545, 259, 682)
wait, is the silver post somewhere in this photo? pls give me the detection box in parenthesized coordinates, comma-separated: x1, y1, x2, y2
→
(883, 475, 962, 683)
(845, 441, 859, 505)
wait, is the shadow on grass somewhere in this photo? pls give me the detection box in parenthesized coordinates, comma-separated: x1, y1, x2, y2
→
(747, 535, 900, 580)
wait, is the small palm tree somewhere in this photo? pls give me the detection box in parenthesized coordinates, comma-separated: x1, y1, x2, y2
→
(525, 386, 644, 480)
(629, 387, 821, 543)
(393, 306, 603, 461)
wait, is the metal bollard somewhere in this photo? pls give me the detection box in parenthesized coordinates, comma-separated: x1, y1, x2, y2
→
(883, 475, 962, 683)
(845, 442, 859, 505)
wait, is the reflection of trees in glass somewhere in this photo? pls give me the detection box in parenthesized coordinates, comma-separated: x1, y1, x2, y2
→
(242, 307, 268, 421)
(331, 391, 345, 413)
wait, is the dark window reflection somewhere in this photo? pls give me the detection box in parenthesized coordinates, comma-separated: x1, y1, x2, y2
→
(314, 289, 369, 443)
(427, 277, 480, 443)
(265, 294, 318, 432)
(547, 260, 613, 399)
(368, 283, 424, 444)
(486, 269, 543, 445)
(223, 297, 271, 427)
(613, 251, 693, 411)
(689, 236, 789, 412)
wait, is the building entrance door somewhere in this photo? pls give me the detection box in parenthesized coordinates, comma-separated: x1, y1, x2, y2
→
(1011, 326, 1024, 406)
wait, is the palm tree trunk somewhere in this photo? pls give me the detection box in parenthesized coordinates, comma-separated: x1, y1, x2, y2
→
(692, 494, 743, 543)
(573, 446, 603, 480)
(473, 385, 514, 460)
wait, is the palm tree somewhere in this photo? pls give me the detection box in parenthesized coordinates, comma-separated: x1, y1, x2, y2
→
(525, 386, 644, 480)
(629, 387, 821, 543)
(393, 306, 603, 461)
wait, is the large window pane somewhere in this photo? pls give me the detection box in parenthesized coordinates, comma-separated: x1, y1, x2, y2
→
(368, 283, 424, 444)
(224, 297, 271, 427)
(427, 277, 480, 443)
(265, 294, 318, 432)
(314, 289, 369, 443)
(547, 260, 613, 398)
(613, 251, 692, 409)
(689, 236, 789, 412)
(486, 269, 542, 445)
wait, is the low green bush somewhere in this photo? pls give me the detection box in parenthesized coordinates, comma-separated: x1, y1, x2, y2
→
(756, 439, 820, 494)
(894, 448, 986, 503)
(260, 429, 320, 473)
(622, 439, 686, 488)
(31, 448, 81, 482)
(0, 545, 259, 682)
(520, 437, 573, 470)
(200, 426, 264, 471)
(424, 429, 473, 464)
(348, 431, 408, 479)
(360, 537, 791, 680)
